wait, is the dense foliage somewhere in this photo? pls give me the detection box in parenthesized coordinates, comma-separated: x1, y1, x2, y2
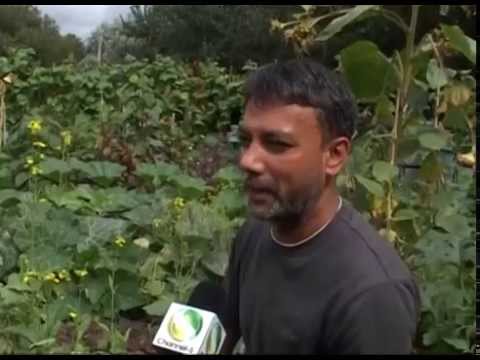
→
(0, 4, 475, 355)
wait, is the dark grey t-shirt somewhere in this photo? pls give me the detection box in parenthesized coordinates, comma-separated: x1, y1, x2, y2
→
(224, 201, 421, 354)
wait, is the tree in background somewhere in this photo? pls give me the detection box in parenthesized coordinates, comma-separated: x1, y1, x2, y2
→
(84, 19, 146, 64)
(0, 5, 85, 65)
(119, 5, 297, 69)
(2, 5, 473, 70)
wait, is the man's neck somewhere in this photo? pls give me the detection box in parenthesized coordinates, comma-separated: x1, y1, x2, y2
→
(272, 188, 341, 246)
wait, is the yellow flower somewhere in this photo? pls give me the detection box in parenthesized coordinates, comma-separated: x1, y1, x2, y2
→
(27, 119, 42, 134)
(114, 235, 126, 248)
(30, 165, 43, 176)
(23, 276, 30, 284)
(53, 278, 60, 284)
(61, 130, 72, 146)
(74, 269, 88, 278)
(69, 311, 77, 320)
(39, 153, 45, 159)
(173, 197, 185, 210)
(26, 271, 38, 277)
(44, 272, 56, 281)
(58, 269, 69, 280)
(33, 141, 47, 148)
(39, 198, 47, 203)
(26, 156, 34, 165)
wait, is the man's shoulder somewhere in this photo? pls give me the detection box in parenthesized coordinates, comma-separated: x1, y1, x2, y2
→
(330, 200, 415, 285)
(326, 201, 421, 323)
(335, 200, 383, 242)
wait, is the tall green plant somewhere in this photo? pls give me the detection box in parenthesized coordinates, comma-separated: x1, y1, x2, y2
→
(273, 5, 476, 353)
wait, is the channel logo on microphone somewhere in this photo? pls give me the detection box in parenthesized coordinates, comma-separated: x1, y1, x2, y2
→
(153, 303, 226, 355)
(168, 308, 203, 342)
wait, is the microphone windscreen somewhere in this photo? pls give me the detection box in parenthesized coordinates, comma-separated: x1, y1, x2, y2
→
(187, 280, 226, 319)
(152, 281, 227, 355)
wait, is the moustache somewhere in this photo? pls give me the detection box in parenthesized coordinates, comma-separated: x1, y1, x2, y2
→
(244, 178, 276, 195)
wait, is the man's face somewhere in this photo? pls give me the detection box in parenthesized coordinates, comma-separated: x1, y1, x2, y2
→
(238, 101, 334, 221)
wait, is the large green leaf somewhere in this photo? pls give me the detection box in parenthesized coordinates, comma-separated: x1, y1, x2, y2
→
(114, 245, 146, 274)
(123, 205, 161, 226)
(407, 81, 430, 116)
(175, 202, 216, 241)
(14, 172, 29, 188)
(391, 208, 419, 222)
(415, 229, 460, 265)
(144, 280, 165, 297)
(40, 157, 71, 175)
(172, 174, 208, 199)
(0, 240, 19, 279)
(422, 329, 438, 347)
(430, 190, 457, 210)
(0, 189, 27, 205)
(143, 293, 176, 316)
(5, 273, 31, 292)
(26, 245, 72, 271)
(372, 161, 398, 183)
(418, 131, 448, 151)
(84, 273, 108, 305)
(136, 162, 181, 180)
(426, 59, 448, 89)
(443, 107, 468, 131)
(213, 165, 244, 185)
(340, 41, 398, 100)
(354, 175, 384, 197)
(70, 159, 124, 180)
(87, 188, 146, 214)
(435, 213, 468, 235)
(0, 167, 12, 188)
(175, 201, 234, 258)
(0, 286, 27, 306)
(113, 271, 146, 311)
(44, 208, 85, 247)
(316, 5, 378, 42)
(43, 297, 75, 331)
(397, 138, 420, 163)
(419, 153, 444, 183)
(46, 189, 88, 211)
(211, 188, 246, 217)
(202, 251, 230, 278)
(1, 324, 41, 344)
(82, 216, 129, 245)
(374, 95, 394, 124)
(442, 337, 470, 352)
(441, 24, 476, 65)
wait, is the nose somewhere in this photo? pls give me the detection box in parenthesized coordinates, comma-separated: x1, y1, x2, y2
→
(239, 142, 265, 175)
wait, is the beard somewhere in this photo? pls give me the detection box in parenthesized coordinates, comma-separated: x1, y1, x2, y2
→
(248, 182, 323, 223)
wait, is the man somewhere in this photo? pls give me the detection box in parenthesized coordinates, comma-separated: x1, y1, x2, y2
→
(222, 59, 421, 354)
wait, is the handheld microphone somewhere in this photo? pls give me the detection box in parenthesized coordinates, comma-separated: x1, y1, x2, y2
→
(152, 281, 227, 355)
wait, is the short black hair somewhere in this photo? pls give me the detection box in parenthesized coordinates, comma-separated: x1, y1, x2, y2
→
(245, 58, 358, 141)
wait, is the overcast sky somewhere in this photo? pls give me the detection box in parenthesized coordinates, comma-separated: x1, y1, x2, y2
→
(36, 5, 132, 40)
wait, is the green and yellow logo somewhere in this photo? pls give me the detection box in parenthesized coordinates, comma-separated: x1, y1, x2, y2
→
(205, 321, 223, 354)
(168, 308, 203, 342)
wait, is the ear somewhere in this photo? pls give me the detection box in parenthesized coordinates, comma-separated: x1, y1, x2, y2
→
(324, 137, 351, 177)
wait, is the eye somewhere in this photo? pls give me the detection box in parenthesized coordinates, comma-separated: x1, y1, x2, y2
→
(264, 140, 292, 153)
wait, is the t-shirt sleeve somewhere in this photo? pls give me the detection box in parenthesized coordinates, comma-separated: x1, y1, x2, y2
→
(325, 279, 421, 354)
